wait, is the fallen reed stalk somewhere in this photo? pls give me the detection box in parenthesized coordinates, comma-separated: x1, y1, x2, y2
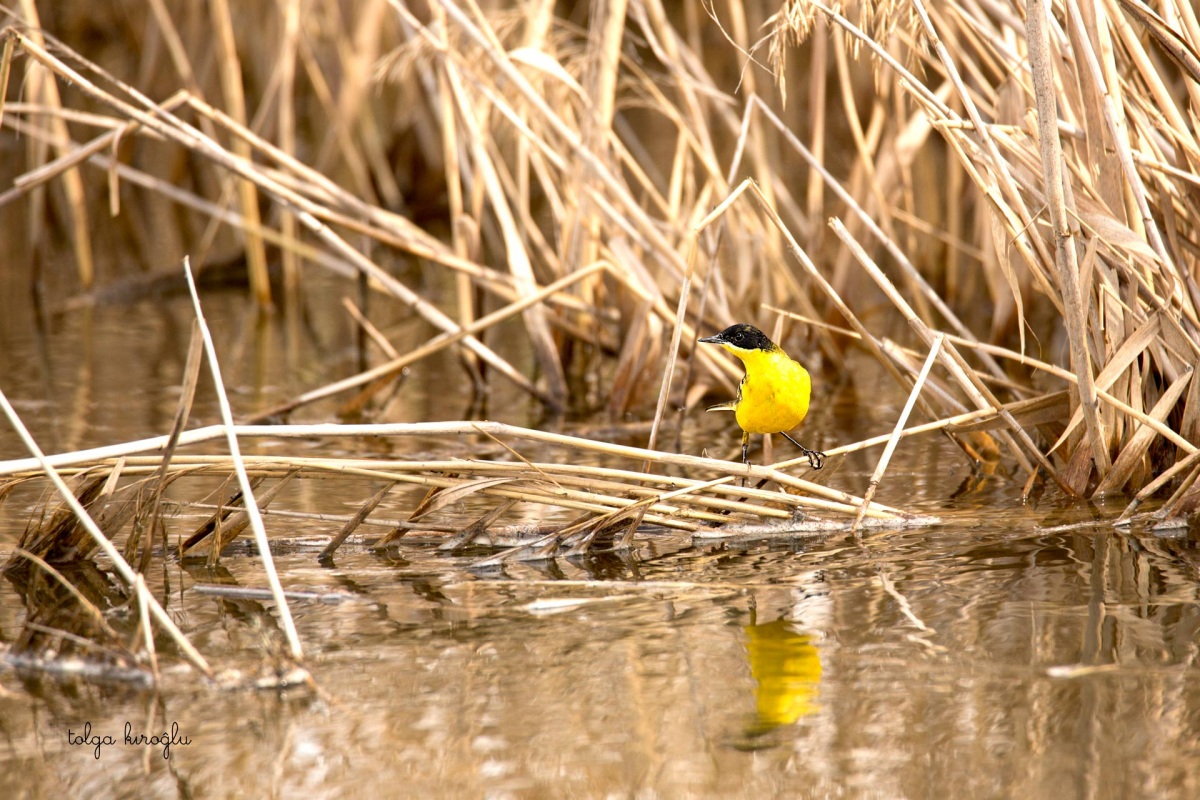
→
(0, 420, 898, 509)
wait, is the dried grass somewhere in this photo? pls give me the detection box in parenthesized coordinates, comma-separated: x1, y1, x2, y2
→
(3, 0, 1200, 674)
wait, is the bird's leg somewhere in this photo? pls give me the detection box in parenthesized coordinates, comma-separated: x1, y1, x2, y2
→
(781, 432, 825, 470)
(738, 431, 753, 488)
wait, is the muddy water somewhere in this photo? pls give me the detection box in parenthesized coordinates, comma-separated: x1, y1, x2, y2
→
(2, 285, 1200, 799)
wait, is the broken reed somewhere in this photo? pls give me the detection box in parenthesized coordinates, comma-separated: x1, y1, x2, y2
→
(0, 420, 904, 546)
(2, 0, 1199, 504)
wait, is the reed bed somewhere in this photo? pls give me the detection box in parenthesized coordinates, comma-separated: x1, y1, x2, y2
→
(2, 0, 1200, 676)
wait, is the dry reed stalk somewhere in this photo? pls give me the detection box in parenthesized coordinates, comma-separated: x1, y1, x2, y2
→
(181, 257, 305, 663)
(319, 481, 397, 560)
(126, 321, 204, 571)
(717, 178, 997, 472)
(0, 33, 13, 131)
(341, 297, 401, 360)
(85, 452, 868, 523)
(829, 216, 1079, 491)
(5, 102, 609, 332)
(13, 1, 93, 289)
(276, 0, 303, 297)
(10, 449, 909, 567)
(10, 548, 125, 644)
(392, 0, 716, 288)
(0, 419, 900, 512)
(169, 496, 463, 534)
(208, 0, 270, 305)
(568, 0, 626, 276)
(181, 473, 300, 558)
(852, 334, 944, 534)
(1027, 0, 1109, 477)
(133, 573, 159, 682)
(1093, 368, 1194, 495)
(5, 0, 1200, 510)
(2, 412, 929, 570)
(0, 389, 212, 676)
(749, 98, 1007, 380)
(3, 27, 551, 404)
(426, 1, 479, 384)
(767, 304, 1198, 466)
(421, 4, 566, 404)
(116, 450, 883, 524)
(0, 113, 360, 288)
(245, 261, 608, 421)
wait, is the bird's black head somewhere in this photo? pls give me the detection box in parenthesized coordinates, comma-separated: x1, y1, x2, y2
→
(699, 323, 777, 352)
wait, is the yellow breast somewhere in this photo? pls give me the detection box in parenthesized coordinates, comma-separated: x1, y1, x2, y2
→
(733, 348, 812, 435)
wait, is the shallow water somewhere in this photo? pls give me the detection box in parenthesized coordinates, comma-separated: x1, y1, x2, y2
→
(2, 287, 1200, 799)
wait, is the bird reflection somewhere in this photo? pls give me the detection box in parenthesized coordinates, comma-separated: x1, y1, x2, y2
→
(744, 618, 822, 735)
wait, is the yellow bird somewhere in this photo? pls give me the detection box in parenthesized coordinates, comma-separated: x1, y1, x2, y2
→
(699, 323, 825, 469)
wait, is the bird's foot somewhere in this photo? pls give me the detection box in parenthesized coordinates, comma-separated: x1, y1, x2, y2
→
(800, 446, 825, 471)
(780, 432, 825, 470)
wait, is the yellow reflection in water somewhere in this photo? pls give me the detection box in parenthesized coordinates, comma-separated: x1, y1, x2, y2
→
(745, 619, 822, 731)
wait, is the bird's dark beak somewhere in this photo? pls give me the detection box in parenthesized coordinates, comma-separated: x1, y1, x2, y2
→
(699, 335, 721, 344)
